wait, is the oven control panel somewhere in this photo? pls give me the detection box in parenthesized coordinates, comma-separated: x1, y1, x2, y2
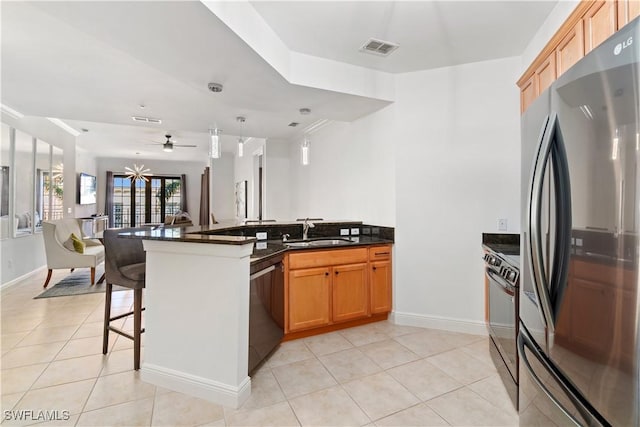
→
(484, 252, 519, 287)
(483, 253, 502, 267)
(500, 265, 519, 286)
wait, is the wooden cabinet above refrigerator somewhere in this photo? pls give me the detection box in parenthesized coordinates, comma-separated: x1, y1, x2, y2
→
(518, 0, 638, 114)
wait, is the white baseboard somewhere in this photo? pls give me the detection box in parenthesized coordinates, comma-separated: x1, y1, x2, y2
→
(140, 363, 251, 408)
(390, 311, 488, 336)
(1, 265, 46, 290)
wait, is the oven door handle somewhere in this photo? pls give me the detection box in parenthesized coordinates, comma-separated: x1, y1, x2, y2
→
(486, 268, 516, 296)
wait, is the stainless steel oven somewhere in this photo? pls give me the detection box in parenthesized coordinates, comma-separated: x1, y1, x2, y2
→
(484, 250, 519, 410)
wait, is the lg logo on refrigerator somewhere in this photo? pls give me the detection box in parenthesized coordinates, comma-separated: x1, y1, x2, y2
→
(614, 36, 633, 55)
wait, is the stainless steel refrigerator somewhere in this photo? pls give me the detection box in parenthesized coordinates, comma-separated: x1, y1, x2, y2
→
(520, 17, 639, 427)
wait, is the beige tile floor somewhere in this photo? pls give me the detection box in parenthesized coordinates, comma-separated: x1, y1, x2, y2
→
(1, 270, 518, 426)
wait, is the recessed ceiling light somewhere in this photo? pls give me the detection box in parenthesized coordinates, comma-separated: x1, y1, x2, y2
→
(208, 82, 223, 93)
(299, 108, 311, 115)
(288, 122, 300, 127)
(81, 128, 89, 132)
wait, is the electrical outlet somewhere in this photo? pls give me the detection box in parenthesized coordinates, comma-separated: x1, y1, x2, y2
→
(340, 229, 349, 236)
(256, 232, 267, 240)
(498, 218, 508, 231)
(350, 228, 360, 235)
(67, 207, 72, 214)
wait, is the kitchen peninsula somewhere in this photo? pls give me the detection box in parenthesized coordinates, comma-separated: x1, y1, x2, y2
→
(121, 220, 394, 408)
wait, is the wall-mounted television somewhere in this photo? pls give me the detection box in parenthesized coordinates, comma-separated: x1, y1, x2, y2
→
(78, 172, 97, 205)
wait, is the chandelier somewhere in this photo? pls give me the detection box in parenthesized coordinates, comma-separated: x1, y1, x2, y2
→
(124, 164, 152, 182)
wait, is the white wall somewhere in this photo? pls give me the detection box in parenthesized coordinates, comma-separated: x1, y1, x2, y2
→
(233, 138, 266, 220)
(393, 56, 522, 329)
(282, 56, 521, 331)
(286, 107, 396, 226)
(96, 157, 207, 225)
(264, 139, 291, 220)
(75, 147, 99, 218)
(211, 156, 235, 221)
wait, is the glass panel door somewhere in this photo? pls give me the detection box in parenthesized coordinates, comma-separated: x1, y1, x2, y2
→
(112, 175, 181, 227)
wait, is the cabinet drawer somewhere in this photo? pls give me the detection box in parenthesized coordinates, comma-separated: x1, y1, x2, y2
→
(288, 248, 368, 269)
(369, 245, 392, 261)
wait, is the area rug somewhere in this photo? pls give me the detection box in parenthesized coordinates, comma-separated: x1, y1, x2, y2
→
(34, 267, 127, 299)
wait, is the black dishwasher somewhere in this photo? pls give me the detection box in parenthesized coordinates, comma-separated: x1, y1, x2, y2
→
(248, 254, 284, 374)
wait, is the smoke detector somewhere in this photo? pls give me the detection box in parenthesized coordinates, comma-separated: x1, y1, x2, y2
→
(360, 38, 399, 56)
(208, 82, 223, 93)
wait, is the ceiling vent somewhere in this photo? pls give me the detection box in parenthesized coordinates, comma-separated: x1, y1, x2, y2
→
(132, 116, 162, 124)
(288, 122, 300, 127)
(360, 38, 399, 56)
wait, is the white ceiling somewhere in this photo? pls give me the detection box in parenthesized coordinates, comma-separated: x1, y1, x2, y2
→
(1, 1, 557, 161)
(251, 1, 558, 73)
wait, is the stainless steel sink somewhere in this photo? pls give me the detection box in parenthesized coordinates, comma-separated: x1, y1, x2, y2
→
(285, 238, 354, 248)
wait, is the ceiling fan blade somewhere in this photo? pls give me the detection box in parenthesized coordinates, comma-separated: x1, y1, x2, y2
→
(174, 144, 197, 148)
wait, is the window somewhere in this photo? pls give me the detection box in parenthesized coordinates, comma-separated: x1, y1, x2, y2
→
(109, 174, 184, 227)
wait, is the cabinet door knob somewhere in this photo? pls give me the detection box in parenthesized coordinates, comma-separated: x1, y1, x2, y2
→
(373, 266, 377, 271)
(335, 271, 339, 275)
(325, 272, 329, 276)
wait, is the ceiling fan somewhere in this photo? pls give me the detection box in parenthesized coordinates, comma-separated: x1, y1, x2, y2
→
(149, 134, 197, 152)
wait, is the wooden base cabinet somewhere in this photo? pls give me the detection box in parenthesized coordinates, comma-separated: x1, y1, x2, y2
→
(288, 267, 331, 332)
(284, 245, 392, 336)
(333, 263, 369, 323)
(370, 245, 393, 315)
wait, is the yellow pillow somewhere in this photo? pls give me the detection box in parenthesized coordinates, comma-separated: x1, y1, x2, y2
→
(64, 233, 86, 254)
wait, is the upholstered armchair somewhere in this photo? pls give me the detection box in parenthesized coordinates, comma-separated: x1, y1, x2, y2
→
(42, 219, 105, 288)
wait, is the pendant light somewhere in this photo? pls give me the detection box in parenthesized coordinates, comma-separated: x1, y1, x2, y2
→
(209, 128, 220, 159)
(237, 116, 246, 158)
(301, 136, 310, 166)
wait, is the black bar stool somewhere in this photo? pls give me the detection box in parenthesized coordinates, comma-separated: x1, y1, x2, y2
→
(102, 228, 146, 370)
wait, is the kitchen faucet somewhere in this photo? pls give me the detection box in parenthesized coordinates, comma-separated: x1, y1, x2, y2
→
(303, 218, 315, 240)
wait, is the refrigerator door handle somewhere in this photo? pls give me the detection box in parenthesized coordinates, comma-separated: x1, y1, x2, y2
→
(518, 326, 606, 427)
(529, 114, 555, 332)
(547, 113, 572, 322)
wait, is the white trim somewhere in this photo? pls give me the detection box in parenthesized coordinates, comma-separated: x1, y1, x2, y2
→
(1, 265, 47, 290)
(141, 363, 251, 408)
(0, 104, 25, 120)
(142, 239, 254, 258)
(46, 118, 81, 137)
(390, 310, 488, 336)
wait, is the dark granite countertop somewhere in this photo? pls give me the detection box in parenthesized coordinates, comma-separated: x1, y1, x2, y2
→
(120, 222, 394, 265)
(482, 233, 520, 256)
(250, 236, 394, 263)
(118, 227, 257, 245)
